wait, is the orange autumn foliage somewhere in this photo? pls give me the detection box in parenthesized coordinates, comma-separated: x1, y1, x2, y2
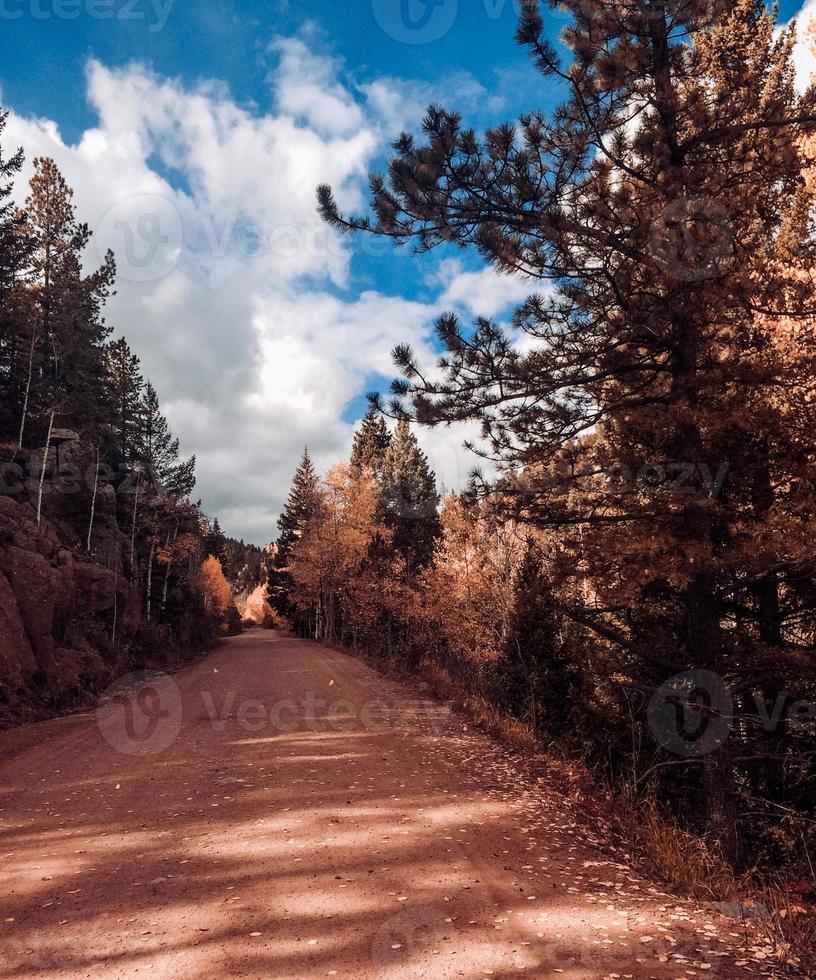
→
(288, 464, 392, 643)
(410, 494, 527, 667)
(200, 556, 233, 620)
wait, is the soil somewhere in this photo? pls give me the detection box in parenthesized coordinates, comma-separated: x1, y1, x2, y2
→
(0, 631, 781, 978)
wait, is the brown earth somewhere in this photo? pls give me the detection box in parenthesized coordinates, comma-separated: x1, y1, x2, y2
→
(0, 631, 781, 978)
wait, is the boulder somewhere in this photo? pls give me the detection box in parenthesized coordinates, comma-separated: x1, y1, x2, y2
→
(50, 429, 80, 444)
(25, 445, 58, 481)
(0, 494, 20, 520)
(55, 438, 96, 487)
(88, 502, 124, 572)
(73, 561, 117, 616)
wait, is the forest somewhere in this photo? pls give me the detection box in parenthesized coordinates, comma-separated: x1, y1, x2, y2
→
(265, 0, 816, 951)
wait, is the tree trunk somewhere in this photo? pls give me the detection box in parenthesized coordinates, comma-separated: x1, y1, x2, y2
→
(146, 540, 155, 621)
(160, 521, 179, 619)
(86, 445, 100, 552)
(17, 324, 37, 451)
(129, 480, 140, 572)
(752, 450, 782, 646)
(111, 562, 120, 651)
(672, 306, 742, 866)
(686, 573, 742, 868)
(162, 562, 172, 616)
(36, 409, 55, 526)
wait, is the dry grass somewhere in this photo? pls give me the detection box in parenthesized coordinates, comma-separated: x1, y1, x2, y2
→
(420, 660, 540, 753)
(617, 795, 741, 902)
(755, 880, 816, 977)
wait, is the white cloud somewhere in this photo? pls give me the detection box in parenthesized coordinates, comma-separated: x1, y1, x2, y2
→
(786, 2, 816, 89)
(4, 39, 521, 543)
(434, 258, 532, 318)
(271, 38, 365, 137)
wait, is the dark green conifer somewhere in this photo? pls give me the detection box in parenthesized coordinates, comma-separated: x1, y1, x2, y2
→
(502, 539, 576, 739)
(0, 109, 29, 440)
(105, 337, 144, 466)
(23, 156, 115, 433)
(135, 381, 196, 497)
(269, 449, 321, 632)
(380, 420, 439, 571)
(350, 407, 391, 479)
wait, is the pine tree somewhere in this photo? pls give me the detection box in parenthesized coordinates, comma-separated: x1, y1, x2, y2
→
(350, 407, 391, 479)
(380, 420, 439, 571)
(276, 449, 321, 558)
(502, 540, 575, 738)
(0, 109, 24, 297)
(203, 518, 229, 570)
(268, 449, 321, 632)
(0, 108, 29, 441)
(135, 381, 196, 497)
(105, 337, 144, 467)
(23, 157, 115, 436)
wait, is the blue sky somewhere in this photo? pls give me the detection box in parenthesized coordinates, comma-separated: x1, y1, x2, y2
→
(0, 0, 811, 542)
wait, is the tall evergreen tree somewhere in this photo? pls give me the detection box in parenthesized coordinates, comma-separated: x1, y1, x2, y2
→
(380, 420, 439, 571)
(350, 407, 391, 479)
(276, 449, 321, 557)
(0, 108, 28, 441)
(105, 337, 145, 467)
(0, 109, 23, 295)
(135, 381, 196, 497)
(203, 517, 229, 569)
(502, 540, 576, 739)
(269, 449, 321, 632)
(22, 157, 115, 436)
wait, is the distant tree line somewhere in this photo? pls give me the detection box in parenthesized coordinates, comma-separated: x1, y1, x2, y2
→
(202, 517, 267, 596)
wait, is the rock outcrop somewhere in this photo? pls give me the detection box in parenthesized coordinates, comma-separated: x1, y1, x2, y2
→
(0, 436, 144, 725)
(0, 487, 140, 719)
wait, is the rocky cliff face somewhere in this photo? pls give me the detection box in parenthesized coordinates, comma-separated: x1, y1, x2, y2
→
(0, 431, 194, 727)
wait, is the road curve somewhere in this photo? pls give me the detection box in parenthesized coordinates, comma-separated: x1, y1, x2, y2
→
(0, 631, 777, 978)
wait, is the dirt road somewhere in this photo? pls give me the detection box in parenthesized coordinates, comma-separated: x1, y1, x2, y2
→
(0, 632, 779, 978)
